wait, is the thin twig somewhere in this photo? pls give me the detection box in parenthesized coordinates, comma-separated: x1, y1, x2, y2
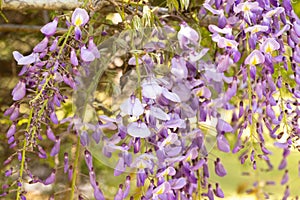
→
(0, 24, 67, 33)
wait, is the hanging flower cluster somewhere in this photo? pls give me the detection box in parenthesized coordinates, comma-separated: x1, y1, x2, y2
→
(202, 0, 300, 198)
(2, 8, 99, 199)
(72, 22, 233, 199)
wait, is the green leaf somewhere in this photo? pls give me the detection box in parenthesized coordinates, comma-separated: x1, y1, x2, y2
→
(167, 0, 179, 11)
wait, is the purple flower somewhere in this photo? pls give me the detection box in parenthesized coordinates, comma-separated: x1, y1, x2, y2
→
(89, 170, 97, 188)
(142, 79, 163, 99)
(177, 22, 199, 50)
(13, 51, 39, 65)
(278, 158, 287, 170)
(50, 111, 59, 124)
(120, 95, 144, 117)
(80, 131, 90, 146)
(114, 184, 124, 200)
(71, 8, 89, 40)
(234, 2, 261, 24)
(127, 121, 151, 138)
(153, 182, 171, 197)
(9, 105, 19, 121)
(203, 3, 224, 15)
(68, 165, 73, 181)
(12, 80, 26, 101)
(84, 150, 93, 171)
(123, 176, 130, 199)
(217, 133, 230, 152)
(44, 170, 56, 185)
(46, 126, 56, 142)
(64, 153, 69, 173)
(88, 37, 100, 59)
(264, 7, 284, 18)
(7, 123, 16, 138)
(33, 37, 49, 53)
(217, 55, 233, 72)
(266, 105, 276, 120)
(50, 137, 61, 156)
(245, 25, 269, 34)
(40, 18, 58, 37)
(245, 50, 265, 66)
(217, 118, 233, 133)
(283, 186, 290, 200)
(204, 184, 215, 200)
(38, 145, 47, 159)
(213, 34, 238, 49)
(114, 157, 126, 176)
(128, 57, 142, 65)
(149, 106, 170, 121)
(281, 170, 289, 185)
(50, 37, 58, 51)
(72, 8, 89, 27)
(171, 57, 188, 79)
(260, 38, 280, 54)
(162, 88, 181, 103)
(81, 46, 95, 62)
(94, 182, 105, 200)
(208, 25, 232, 35)
(70, 48, 78, 66)
(214, 158, 227, 177)
(4, 168, 12, 177)
(157, 167, 176, 177)
(169, 178, 186, 190)
(8, 136, 15, 144)
(214, 183, 224, 198)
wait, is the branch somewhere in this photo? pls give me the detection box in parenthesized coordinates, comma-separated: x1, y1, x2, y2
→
(1, 0, 82, 10)
(0, 24, 67, 33)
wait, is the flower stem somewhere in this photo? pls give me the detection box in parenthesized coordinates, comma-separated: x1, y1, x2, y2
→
(70, 136, 81, 200)
(58, 26, 74, 56)
(246, 65, 257, 150)
(16, 108, 33, 200)
(134, 53, 142, 101)
(245, 34, 256, 145)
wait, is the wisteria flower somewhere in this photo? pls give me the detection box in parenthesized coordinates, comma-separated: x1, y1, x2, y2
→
(212, 34, 238, 49)
(244, 25, 269, 34)
(208, 25, 232, 35)
(88, 37, 100, 59)
(71, 8, 89, 40)
(13, 51, 39, 65)
(44, 170, 56, 185)
(120, 94, 144, 117)
(40, 18, 58, 37)
(171, 56, 188, 79)
(234, 2, 261, 24)
(203, 3, 224, 15)
(81, 46, 95, 62)
(148, 106, 170, 121)
(177, 22, 199, 50)
(245, 50, 265, 65)
(264, 7, 285, 18)
(127, 120, 151, 138)
(217, 54, 233, 72)
(70, 48, 78, 66)
(33, 37, 48, 53)
(142, 79, 163, 99)
(12, 80, 26, 101)
(260, 38, 280, 54)
(152, 182, 171, 199)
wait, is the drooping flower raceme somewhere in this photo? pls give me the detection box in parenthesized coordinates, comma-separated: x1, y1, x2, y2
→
(71, 8, 89, 40)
